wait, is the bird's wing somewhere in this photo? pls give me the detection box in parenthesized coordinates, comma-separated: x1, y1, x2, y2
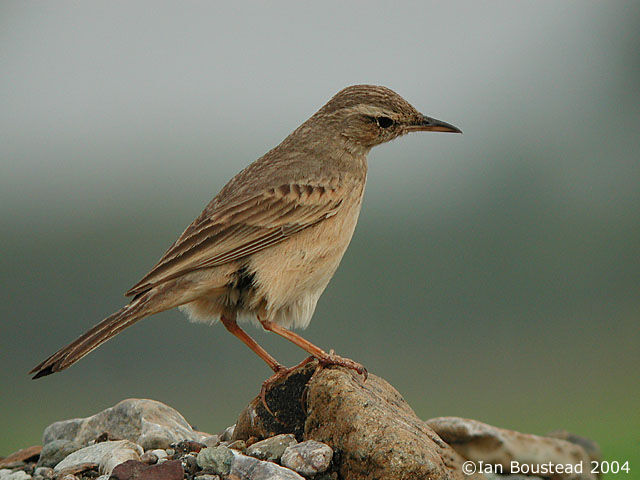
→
(125, 183, 343, 297)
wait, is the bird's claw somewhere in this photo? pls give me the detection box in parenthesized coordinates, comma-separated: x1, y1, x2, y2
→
(316, 352, 368, 380)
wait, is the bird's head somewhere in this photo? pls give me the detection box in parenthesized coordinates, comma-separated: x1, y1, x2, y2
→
(315, 84, 461, 150)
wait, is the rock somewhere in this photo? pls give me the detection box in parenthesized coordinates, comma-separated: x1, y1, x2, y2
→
(110, 459, 183, 480)
(245, 434, 297, 462)
(53, 440, 142, 476)
(181, 454, 199, 476)
(233, 366, 311, 442)
(33, 468, 53, 479)
(303, 367, 475, 480)
(219, 425, 235, 442)
(225, 440, 246, 451)
(546, 430, 602, 462)
(42, 399, 207, 451)
(281, 440, 332, 476)
(230, 452, 304, 480)
(0, 472, 31, 480)
(426, 417, 596, 480)
(196, 446, 234, 476)
(139, 452, 157, 465)
(0, 446, 42, 468)
(150, 449, 167, 461)
(37, 440, 82, 468)
(194, 475, 220, 480)
(171, 440, 206, 454)
(55, 462, 99, 476)
(235, 361, 479, 480)
(201, 435, 220, 448)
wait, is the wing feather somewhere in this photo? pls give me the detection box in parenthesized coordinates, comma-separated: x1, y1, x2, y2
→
(125, 184, 342, 296)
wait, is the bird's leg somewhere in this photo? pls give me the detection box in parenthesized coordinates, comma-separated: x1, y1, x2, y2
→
(220, 315, 283, 373)
(258, 317, 368, 379)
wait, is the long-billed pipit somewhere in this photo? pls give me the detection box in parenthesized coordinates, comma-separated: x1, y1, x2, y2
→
(30, 85, 461, 384)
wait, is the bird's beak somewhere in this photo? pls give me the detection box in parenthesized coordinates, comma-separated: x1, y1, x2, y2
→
(409, 115, 462, 133)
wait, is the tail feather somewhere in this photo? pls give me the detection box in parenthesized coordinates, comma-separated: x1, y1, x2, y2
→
(30, 295, 151, 379)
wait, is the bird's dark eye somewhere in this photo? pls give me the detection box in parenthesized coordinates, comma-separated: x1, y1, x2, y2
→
(376, 116, 394, 128)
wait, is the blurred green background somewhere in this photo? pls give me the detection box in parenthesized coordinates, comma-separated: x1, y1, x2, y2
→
(1, 1, 638, 474)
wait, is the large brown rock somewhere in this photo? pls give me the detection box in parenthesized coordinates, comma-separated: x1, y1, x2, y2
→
(234, 361, 482, 480)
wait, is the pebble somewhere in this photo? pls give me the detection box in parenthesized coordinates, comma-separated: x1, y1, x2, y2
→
(32, 469, 53, 480)
(54, 440, 142, 476)
(151, 449, 168, 460)
(139, 452, 157, 464)
(110, 459, 183, 480)
(281, 440, 333, 476)
(201, 435, 220, 448)
(36, 440, 81, 468)
(41, 399, 207, 451)
(58, 475, 77, 480)
(226, 440, 246, 451)
(181, 454, 199, 476)
(140, 448, 168, 464)
(231, 453, 304, 480)
(195, 446, 234, 476)
(246, 434, 298, 462)
(219, 425, 235, 442)
(0, 472, 31, 480)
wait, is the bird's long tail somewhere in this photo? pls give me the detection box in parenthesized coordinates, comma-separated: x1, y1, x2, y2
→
(30, 291, 156, 379)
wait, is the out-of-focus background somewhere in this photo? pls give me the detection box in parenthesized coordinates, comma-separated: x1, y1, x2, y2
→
(1, 1, 638, 471)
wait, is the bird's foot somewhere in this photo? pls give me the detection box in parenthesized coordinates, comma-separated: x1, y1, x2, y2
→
(315, 349, 368, 380)
(259, 356, 316, 415)
(259, 353, 367, 416)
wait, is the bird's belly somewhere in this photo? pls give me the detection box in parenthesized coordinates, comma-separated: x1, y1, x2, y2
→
(247, 192, 363, 329)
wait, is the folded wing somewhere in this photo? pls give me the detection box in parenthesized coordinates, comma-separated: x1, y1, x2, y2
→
(125, 183, 343, 297)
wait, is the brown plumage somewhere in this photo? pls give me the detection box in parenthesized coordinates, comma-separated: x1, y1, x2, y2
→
(30, 85, 461, 381)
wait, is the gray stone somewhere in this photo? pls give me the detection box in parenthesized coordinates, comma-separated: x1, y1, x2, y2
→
(230, 452, 304, 480)
(246, 434, 297, 462)
(140, 448, 168, 464)
(281, 440, 333, 476)
(53, 440, 142, 476)
(201, 435, 220, 448)
(194, 476, 220, 480)
(2, 472, 31, 480)
(150, 449, 168, 460)
(226, 440, 246, 451)
(196, 446, 234, 476)
(33, 468, 53, 480)
(427, 417, 595, 480)
(42, 398, 207, 451)
(37, 440, 82, 468)
(0, 470, 11, 479)
(219, 425, 235, 442)
(139, 452, 157, 464)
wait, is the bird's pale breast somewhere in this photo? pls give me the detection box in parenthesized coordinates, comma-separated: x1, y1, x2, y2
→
(246, 179, 366, 329)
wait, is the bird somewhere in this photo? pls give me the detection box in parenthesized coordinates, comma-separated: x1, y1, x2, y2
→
(30, 85, 461, 384)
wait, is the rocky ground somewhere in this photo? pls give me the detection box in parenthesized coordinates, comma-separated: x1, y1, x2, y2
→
(1, 361, 601, 480)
